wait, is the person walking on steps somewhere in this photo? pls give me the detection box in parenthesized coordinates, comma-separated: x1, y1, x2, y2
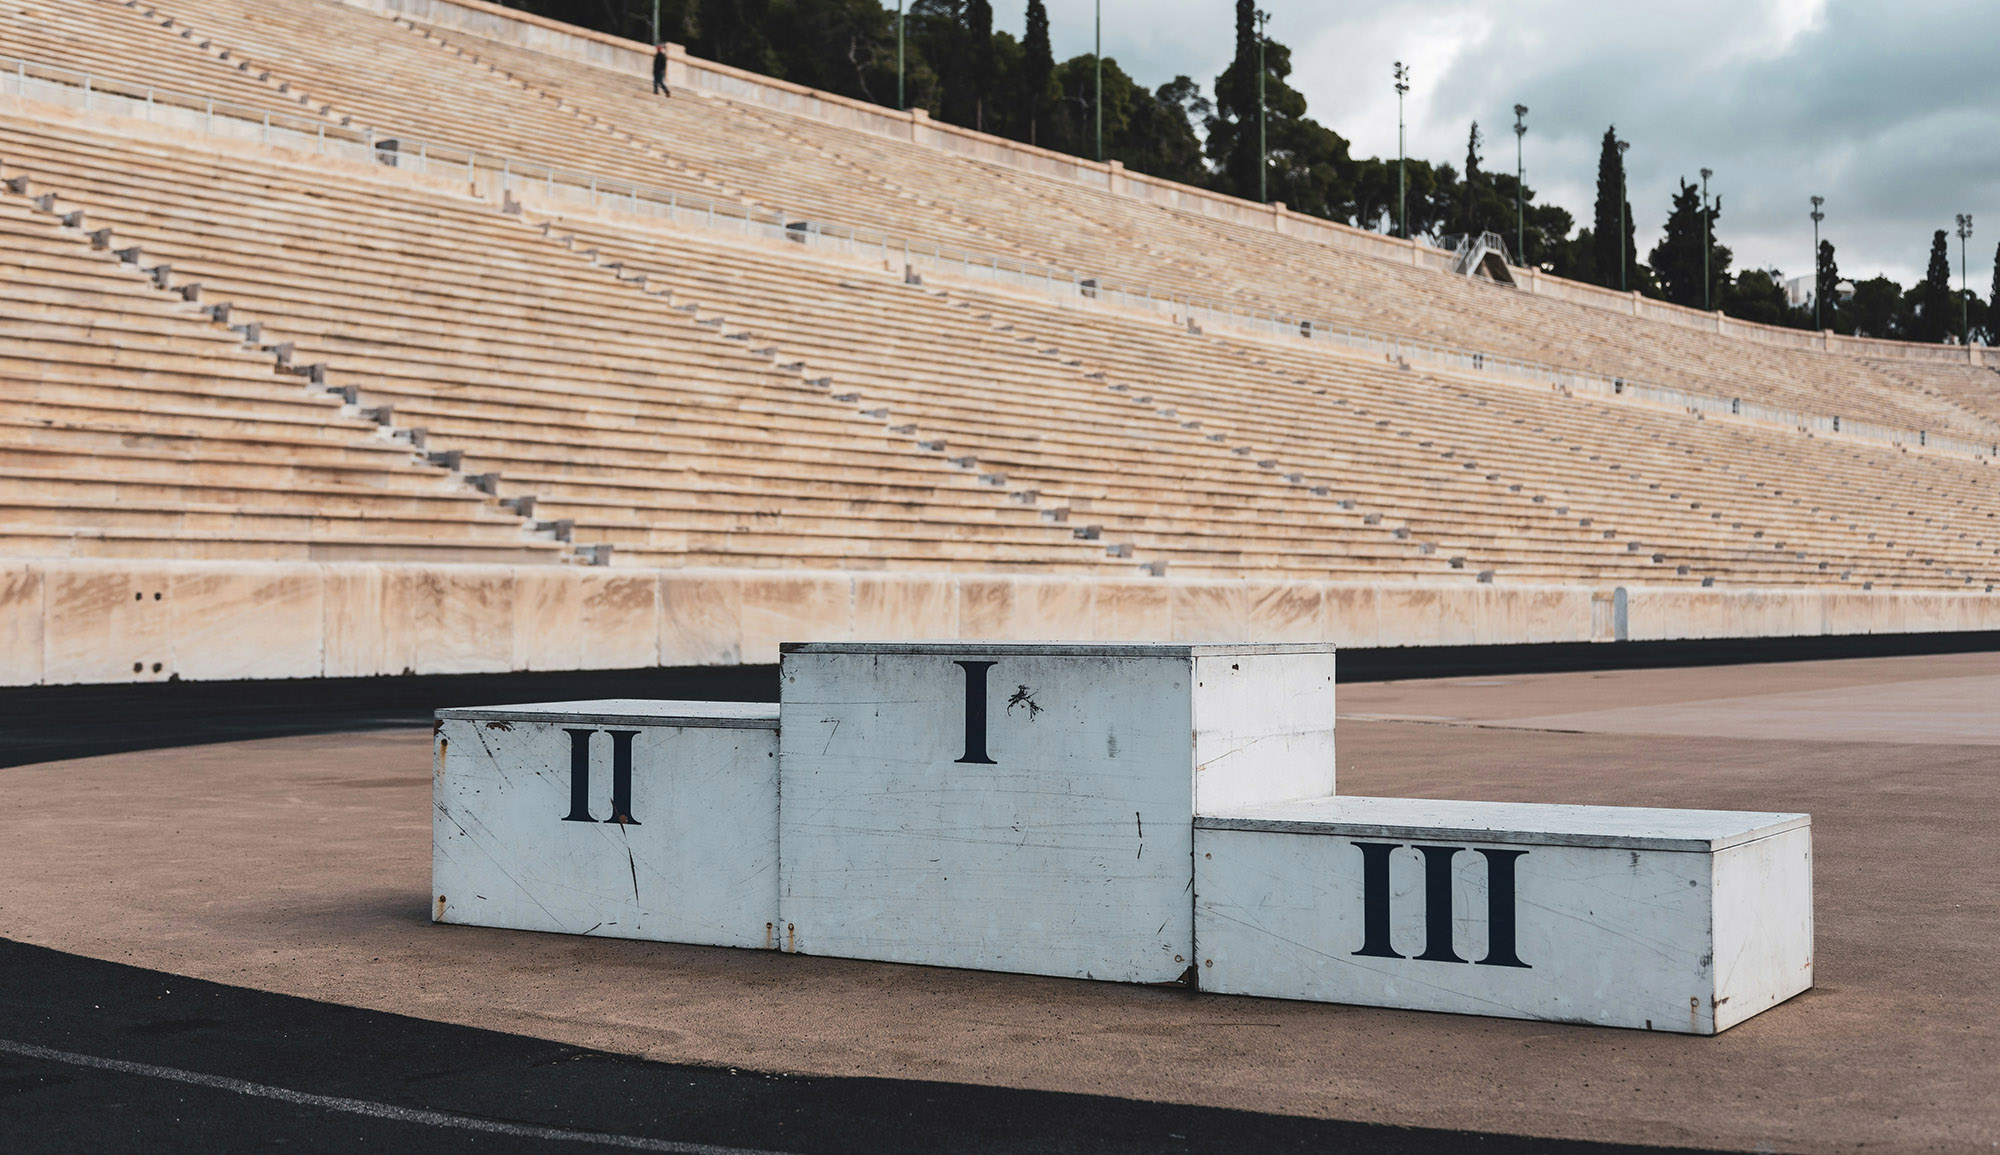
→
(652, 43, 671, 97)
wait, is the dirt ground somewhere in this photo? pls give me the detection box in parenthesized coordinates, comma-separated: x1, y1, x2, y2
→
(5, 651, 1998, 1153)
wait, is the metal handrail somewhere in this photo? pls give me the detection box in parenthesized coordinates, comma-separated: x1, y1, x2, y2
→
(5, 50, 1996, 464)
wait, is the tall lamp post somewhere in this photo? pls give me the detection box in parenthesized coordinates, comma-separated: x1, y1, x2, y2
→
(1256, 9, 1269, 202)
(1616, 139, 1630, 292)
(1513, 104, 1527, 264)
(1394, 62, 1409, 238)
(651, 0, 659, 48)
(896, 1, 905, 110)
(1958, 214, 1975, 343)
(1700, 168, 1713, 312)
(1810, 196, 1825, 331)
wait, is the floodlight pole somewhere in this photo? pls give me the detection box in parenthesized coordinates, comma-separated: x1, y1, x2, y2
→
(896, 1, 905, 111)
(1616, 139, 1629, 293)
(1958, 213, 1975, 343)
(1394, 62, 1409, 238)
(1256, 9, 1268, 202)
(1811, 196, 1825, 331)
(1700, 168, 1713, 312)
(1513, 104, 1527, 264)
(650, 0, 659, 48)
(1094, 0, 1102, 162)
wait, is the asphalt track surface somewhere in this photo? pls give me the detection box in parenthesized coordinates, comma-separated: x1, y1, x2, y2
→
(0, 939, 1706, 1154)
(11, 649, 2000, 1152)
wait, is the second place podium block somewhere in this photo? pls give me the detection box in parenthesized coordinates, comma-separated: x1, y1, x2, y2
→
(433, 699, 781, 948)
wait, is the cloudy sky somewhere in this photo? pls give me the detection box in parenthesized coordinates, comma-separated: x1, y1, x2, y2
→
(1030, 0, 1997, 294)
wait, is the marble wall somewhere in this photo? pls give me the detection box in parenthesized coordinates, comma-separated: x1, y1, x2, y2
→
(3, 559, 1998, 685)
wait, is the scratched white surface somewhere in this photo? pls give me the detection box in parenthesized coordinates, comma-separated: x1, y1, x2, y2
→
(776, 643, 1337, 982)
(1710, 827, 1816, 1031)
(1195, 813, 1812, 1033)
(1198, 795, 1808, 851)
(433, 707, 780, 949)
(1189, 652, 1337, 812)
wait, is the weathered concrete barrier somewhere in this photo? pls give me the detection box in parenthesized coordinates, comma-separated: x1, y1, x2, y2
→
(1193, 796, 1813, 1033)
(433, 699, 780, 947)
(774, 641, 1337, 982)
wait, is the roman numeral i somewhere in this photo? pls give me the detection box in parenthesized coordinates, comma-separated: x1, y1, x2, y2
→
(954, 659, 997, 765)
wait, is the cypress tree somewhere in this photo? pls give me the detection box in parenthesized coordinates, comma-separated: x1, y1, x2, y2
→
(1591, 127, 1633, 291)
(1991, 240, 2000, 338)
(966, 0, 995, 133)
(1021, 0, 1053, 146)
(1922, 229, 1952, 341)
(1207, 0, 1261, 199)
(1649, 180, 1705, 308)
(1462, 122, 1482, 237)
(1815, 240, 1840, 330)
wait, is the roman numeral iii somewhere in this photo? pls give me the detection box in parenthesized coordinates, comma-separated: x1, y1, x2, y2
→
(1351, 842, 1529, 968)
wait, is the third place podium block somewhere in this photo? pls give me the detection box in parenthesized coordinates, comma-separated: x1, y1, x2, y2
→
(776, 642, 1338, 982)
(1194, 796, 1813, 1033)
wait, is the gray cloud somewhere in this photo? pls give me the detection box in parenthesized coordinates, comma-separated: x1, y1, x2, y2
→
(1031, 0, 1996, 295)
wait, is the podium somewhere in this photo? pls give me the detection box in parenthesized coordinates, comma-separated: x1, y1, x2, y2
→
(1195, 797, 1812, 1033)
(431, 643, 1812, 1033)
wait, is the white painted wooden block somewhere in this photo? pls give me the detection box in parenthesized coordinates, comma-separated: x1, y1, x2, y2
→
(777, 642, 1336, 982)
(1195, 796, 1811, 1033)
(433, 699, 780, 949)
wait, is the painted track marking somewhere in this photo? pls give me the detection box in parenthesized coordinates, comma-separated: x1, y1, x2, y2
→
(0, 1036, 795, 1154)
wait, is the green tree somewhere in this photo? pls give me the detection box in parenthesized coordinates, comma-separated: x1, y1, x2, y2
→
(1649, 178, 1729, 309)
(1019, 0, 1055, 146)
(1344, 156, 1398, 234)
(1918, 229, 1952, 342)
(1148, 76, 1212, 183)
(1988, 241, 2000, 343)
(1398, 159, 1455, 240)
(1206, 5, 1352, 215)
(965, 0, 995, 131)
(1590, 127, 1638, 291)
(1209, 0, 1265, 199)
(1723, 268, 1791, 326)
(694, 0, 779, 73)
(1814, 240, 1841, 332)
(1846, 276, 1904, 339)
(1046, 57, 1205, 183)
(1502, 177, 1575, 271)
(1460, 122, 1482, 236)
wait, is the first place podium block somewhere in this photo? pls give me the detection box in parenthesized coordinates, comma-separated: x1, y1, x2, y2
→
(434, 699, 780, 948)
(776, 642, 1337, 982)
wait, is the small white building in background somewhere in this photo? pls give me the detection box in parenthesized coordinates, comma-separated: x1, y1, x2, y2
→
(1785, 275, 1856, 309)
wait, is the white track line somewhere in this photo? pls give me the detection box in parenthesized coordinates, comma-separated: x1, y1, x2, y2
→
(0, 1036, 795, 1154)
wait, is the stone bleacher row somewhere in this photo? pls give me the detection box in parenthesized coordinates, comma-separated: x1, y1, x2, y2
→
(0, 0, 1995, 588)
(381, 0, 2000, 441)
(5, 106, 1999, 588)
(17, 0, 1997, 442)
(0, 113, 1117, 572)
(549, 200, 2000, 588)
(0, 175, 561, 562)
